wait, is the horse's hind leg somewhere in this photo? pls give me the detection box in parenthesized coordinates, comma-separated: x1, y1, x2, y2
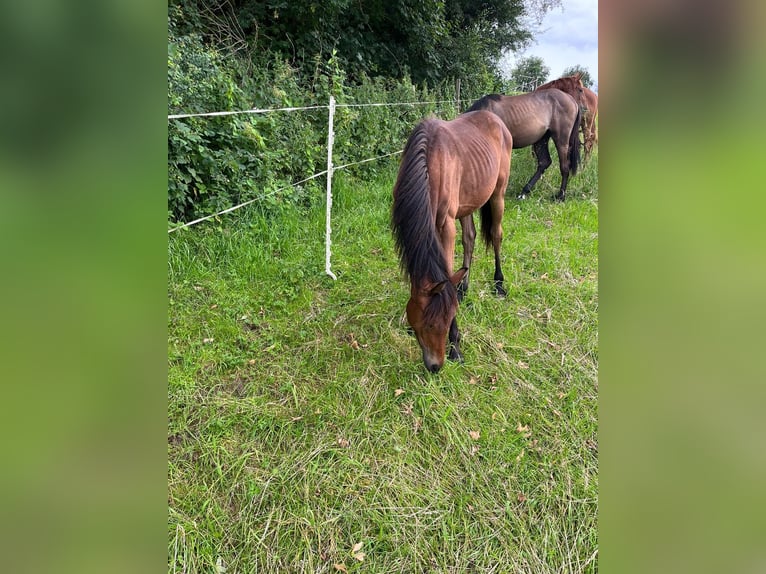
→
(457, 215, 476, 302)
(520, 136, 552, 199)
(488, 189, 507, 297)
(554, 137, 572, 202)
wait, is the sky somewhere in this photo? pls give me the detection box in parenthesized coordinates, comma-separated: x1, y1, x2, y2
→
(498, 0, 599, 91)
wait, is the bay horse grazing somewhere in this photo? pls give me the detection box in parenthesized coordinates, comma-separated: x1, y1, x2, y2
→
(536, 74, 598, 158)
(466, 88, 581, 201)
(392, 111, 512, 373)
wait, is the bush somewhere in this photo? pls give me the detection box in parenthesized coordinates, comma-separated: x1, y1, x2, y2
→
(168, 9, 500, 227)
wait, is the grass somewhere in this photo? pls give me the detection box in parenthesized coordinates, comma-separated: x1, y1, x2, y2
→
(168, 145, 598, 573)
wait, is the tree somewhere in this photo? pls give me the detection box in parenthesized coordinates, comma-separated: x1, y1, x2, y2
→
(169, 0, 563, 89)
(561, 65, 595, 88)
(511, 56, 549, 91)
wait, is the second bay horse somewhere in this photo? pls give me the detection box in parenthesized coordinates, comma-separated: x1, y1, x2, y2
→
(466, 88, 581, 201)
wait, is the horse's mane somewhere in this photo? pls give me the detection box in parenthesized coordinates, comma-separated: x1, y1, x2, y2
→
(465, 94, 503, 112)
(391, 120, 457, 317)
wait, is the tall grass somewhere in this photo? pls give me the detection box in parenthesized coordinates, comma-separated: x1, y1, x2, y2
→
(168, 147, 598, 573)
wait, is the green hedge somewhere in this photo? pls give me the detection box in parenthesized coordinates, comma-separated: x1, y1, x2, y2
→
(168, 12, 502, 227)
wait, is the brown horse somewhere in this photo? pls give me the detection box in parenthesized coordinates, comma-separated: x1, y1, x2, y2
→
(536, 75, 598, 158)
(392, 111, 512, 373)
(536, 75, 586, 102)
(466, 88, 581, 201)
(580, 87, 598, 157)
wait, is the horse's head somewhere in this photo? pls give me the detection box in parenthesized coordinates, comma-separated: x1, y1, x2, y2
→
(406, 268, 467, 373)
(564, 76, 586, 109)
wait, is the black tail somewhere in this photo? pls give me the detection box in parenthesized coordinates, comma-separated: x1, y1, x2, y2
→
(479, 202, 494, 250)
(568, 105, 582, 176)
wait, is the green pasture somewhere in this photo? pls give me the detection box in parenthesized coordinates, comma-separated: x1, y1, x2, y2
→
(168, 147, 598, 573)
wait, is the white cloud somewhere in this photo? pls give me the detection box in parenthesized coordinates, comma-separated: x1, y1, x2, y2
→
(499, 0, 598, 90)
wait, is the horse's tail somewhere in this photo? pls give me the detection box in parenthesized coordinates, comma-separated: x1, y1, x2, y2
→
(479, 202, 494, 250)
(568, 104, 582, 176)
(391, 121, 443, 281)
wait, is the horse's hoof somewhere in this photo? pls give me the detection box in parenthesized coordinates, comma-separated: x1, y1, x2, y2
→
(448, 349, 464, 363)
(517, 193, 528, 200)
(553, 194, 565, 202)
(495, 286, 507, 298)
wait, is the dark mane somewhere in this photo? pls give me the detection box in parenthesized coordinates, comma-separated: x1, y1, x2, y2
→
(465, 94, 502, 112)
(391, 120, 456, 316)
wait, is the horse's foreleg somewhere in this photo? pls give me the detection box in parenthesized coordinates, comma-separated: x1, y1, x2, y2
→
(457, 215, 476, 302)
(447, 316, 463, 363)
(520, 138, 552, 199)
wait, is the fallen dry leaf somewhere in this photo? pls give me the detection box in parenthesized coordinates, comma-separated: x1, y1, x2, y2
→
(350, 340, 360, 350)
(516, 448, 525, 462)
(353, 552, 366, 562)
(333, 564, 348, 573)
(337, 438, 350, 448)
(248, 359, 256, 365)
(394, 388, 405, 397)
(203, 338, 214, 344)
(352, 542, 363, 553)
(517, 493, 527, 502)
(210, 304, 218, 309)
(469, 430, 480, 441)
(517, 361, 529, 369)
(516, 423, 529, 433)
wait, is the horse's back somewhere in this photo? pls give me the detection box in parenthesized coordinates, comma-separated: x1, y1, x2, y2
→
(450, 110, 511, 154)
(468, 90, 578, 148)
(432, 111, 511, 172)
(422, 111, 511, 218)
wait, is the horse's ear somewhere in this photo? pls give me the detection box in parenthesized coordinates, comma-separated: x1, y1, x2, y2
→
(429, 268, 467, 294)
(450, 267, 468, 286)
(429, 280, 449, 295)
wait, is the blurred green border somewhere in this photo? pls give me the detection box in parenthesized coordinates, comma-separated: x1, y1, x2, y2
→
(0, 2, 168, 572)
(600, 2, 766, 572)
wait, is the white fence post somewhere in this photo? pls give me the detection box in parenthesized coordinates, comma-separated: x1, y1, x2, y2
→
(324, 95, 337, 280)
